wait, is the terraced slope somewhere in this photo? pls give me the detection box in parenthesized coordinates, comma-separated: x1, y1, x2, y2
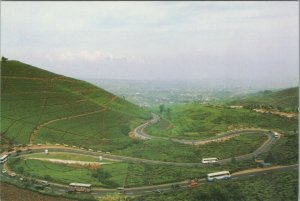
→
(229, 87, 299, 112)
(1, 60, 150, 150)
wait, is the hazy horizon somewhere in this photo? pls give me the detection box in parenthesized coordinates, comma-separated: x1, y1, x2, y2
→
(2, 1, 299, 88)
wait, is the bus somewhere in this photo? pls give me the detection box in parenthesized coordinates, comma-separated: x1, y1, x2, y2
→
(0, 155, 8, 164)
(202, 158, 218, 164)
(207, 171, 231, 181)
(69, 183, 92, 192)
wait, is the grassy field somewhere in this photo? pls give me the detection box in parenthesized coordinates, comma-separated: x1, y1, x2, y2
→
(9, 157, 127, 187)
(146, 104, 298, 139)
(130, 169, 298, 201)
(115, 134, 267, 162)
(1, 60, 150, 150)
(228, 87, 299, 113)
(9, 155, 257, 188)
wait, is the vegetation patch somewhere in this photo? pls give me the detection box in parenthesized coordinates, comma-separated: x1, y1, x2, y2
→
(130, 169, 298, 201)
(146, 104, 297, 139)
(116, 134, 267, 162)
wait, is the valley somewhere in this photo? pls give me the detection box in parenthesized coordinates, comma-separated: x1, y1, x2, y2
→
(0, 60, 298, 201)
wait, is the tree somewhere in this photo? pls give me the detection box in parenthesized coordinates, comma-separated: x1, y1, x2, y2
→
(159, 104, 165, 114)
(1, 56, 8, 62)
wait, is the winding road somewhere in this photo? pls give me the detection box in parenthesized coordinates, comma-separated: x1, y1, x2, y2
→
(0, 112, 290, 198)
(132, 113, 278, 163)
(0, 150, 297, 197)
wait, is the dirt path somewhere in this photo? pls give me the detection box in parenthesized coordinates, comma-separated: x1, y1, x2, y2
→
(25, 157, 110, 166)
(29, 108, 106, 144)
(232, 165, 293, 176)
(29, 94, 118, 144)
(253, 108, 297, 118)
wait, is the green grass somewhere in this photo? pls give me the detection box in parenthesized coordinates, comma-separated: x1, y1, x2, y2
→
(1, 59, 297, 166)
(146, 104, 298, 139)
(9, 158, 128, 187)
(116, 134, 267, 162)
(9, 156, 258, 188)
(1, 60, 150, 149)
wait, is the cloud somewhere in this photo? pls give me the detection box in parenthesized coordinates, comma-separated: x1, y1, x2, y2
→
(1, 1, 298, 83)
(45, 50, 142, 63)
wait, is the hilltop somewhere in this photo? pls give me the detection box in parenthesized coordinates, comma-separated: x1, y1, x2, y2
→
(1, 60, 150, 151)
(228, 87, 299, 112)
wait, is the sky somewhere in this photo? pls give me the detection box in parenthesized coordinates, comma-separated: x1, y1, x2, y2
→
(1, 1, 299, 86)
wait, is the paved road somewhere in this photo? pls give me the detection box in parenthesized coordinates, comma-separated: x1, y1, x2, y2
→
(0, 113, 286, 197)
(1, 161, 297, 197)
(133, 113, 278, 165)
(134, 113, 278, 145)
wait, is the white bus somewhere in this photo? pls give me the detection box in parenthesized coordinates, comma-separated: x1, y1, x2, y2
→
(207, 171, 231, 181)
(0, 155, 8, 164)
(202, 158, 218, 164)
(69, 183, 92, 192)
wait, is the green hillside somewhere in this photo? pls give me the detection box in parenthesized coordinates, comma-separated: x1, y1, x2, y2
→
(229, 87, 299, 112)
(0, 60, 150, 150)
(146, 104, 298, 140)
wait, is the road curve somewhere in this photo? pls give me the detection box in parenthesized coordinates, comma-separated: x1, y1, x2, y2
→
(132, 113, 279, 145)
(0, 113, 284, 197)
(131, 113, 279, 164)
(1, 152, 297, 197)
